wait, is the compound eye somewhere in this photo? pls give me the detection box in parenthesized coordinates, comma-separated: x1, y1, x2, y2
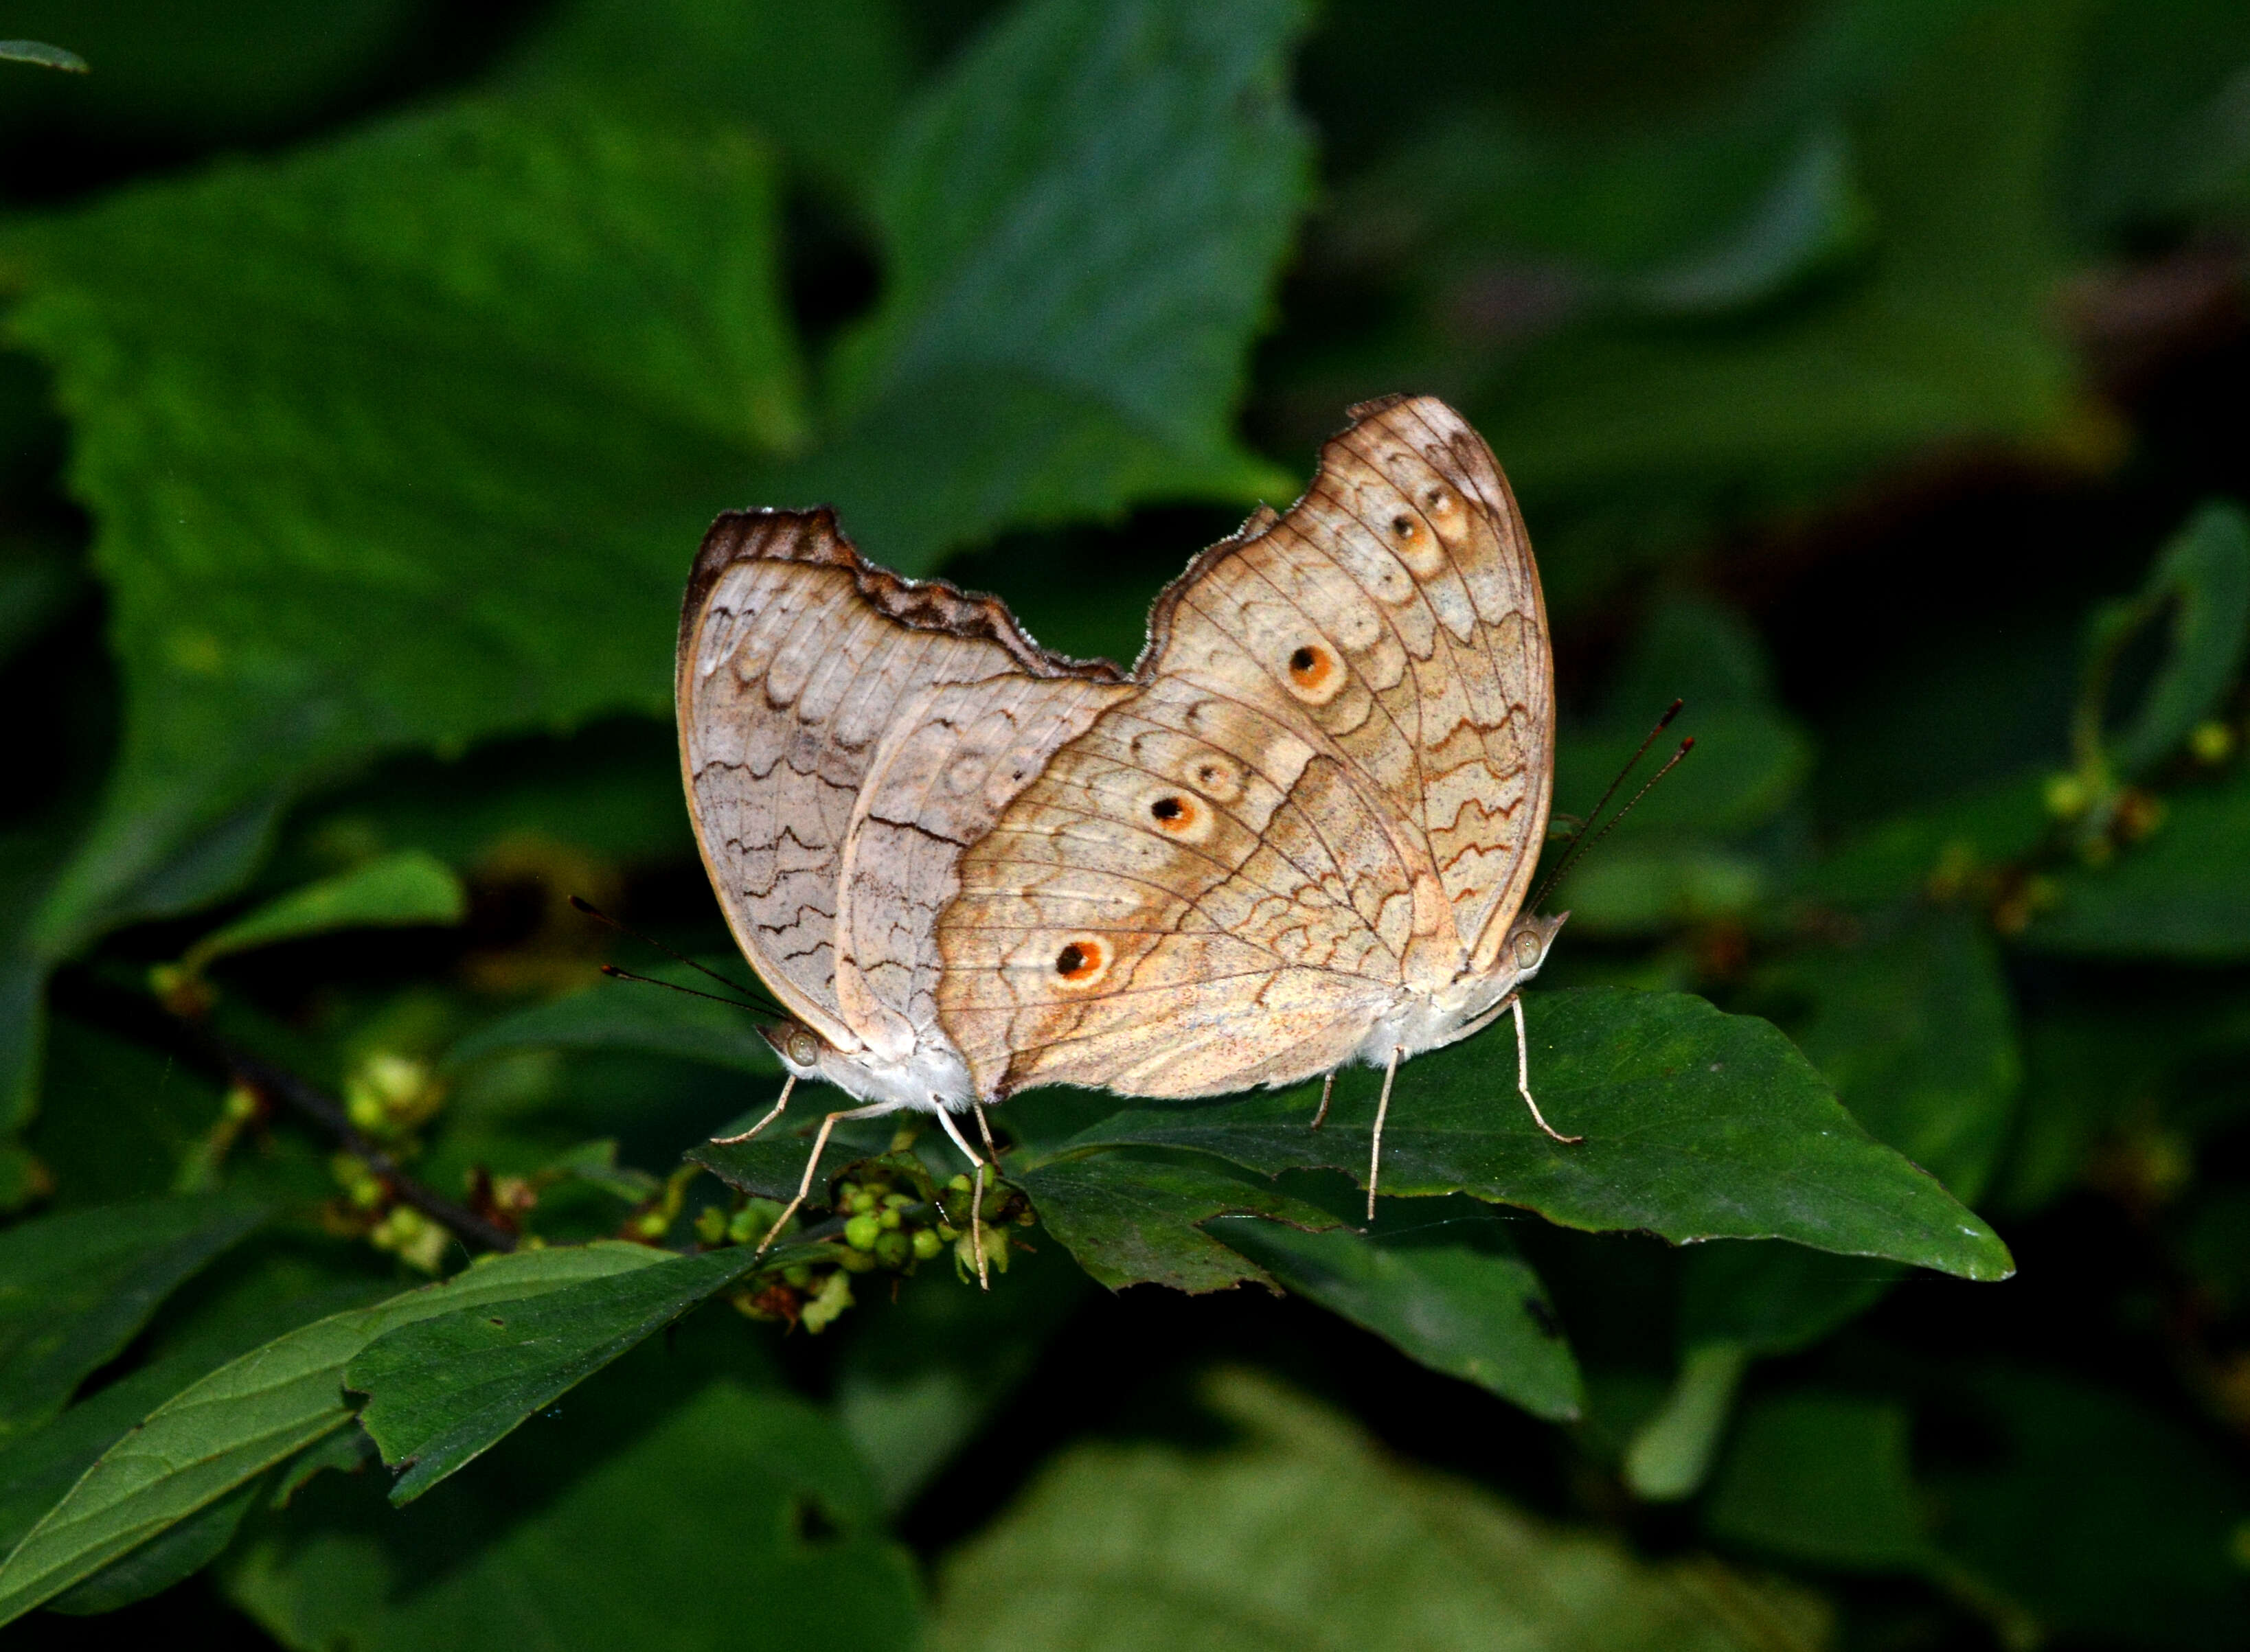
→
(1512, 930, 1543, 969)
(786, 1028, 821, 1066)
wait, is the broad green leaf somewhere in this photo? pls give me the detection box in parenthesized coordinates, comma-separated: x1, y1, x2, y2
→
(183, 849, 465, 972)
(2021, 772, 2250, 958)
(506, 0, 913, 192)
(2097, 500, 2250, 777)
(0, 41, 84, 73)
(227, 1346, 918, 1652)
(793, 0, 1311, 569)
(1061, 989, 2014, 1280)
(1678, 1244, 1898, 1362)
(1210, 1195, 1583, 1421)
(931, 1368, 1829, 1652)
(449, 972, 778, 1077)
(0, 1242, 668, 1626)
(44, 1473, 266, 1616)
(346, 1242, 817, 1502)
(691, 1111, 896, 1204)
(5, 94, 803, 963)
(1704, 1391, 1933, 1572)
(1751, 910, 2021, 1201)
(0, 1194, 265, 1443)
(1013, 1149, 1339, 1294)
(1467, 0, 2083, 610)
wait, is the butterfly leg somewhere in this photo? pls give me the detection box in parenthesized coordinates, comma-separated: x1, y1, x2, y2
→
(755, 1099, 891, 1257)
(934, 1108, 990, 1291)
(710, 1073, 795, 1145)
(1366, 1045, 1402, 1222)
(1512, 996, 1582, 1145)
(1310, 1070, 1337, 1129)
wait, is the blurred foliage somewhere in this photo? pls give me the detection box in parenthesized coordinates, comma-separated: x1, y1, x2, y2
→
(1, 1, 2248, 1649)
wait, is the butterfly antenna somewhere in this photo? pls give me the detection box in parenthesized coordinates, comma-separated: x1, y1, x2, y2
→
(1532, 735, 1696, 910)
(569, 895, 764, 999)
(1530, 700, 1686, 910)
(598, 963, 777, 1015)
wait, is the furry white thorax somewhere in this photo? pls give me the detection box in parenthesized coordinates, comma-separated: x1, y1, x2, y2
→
(782, 1035, 979, 1116)
(1343, 912, 1569, 1077)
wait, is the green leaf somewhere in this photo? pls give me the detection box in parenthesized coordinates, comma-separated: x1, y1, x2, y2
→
(1210, 1195, 1583, 1421)
(0, 41, 85, 73)
(2099, 500, 2250, 778)
(183, 849, 465, 972)
(1751, 910, 2021, 1202)
(1704, 1390, 1933, 1572)
(0, 1242, 669, 1626)
(791, 0, 1312, 570)
(1013, 1149, 1341, 1294)
(449, 971, 778, 1076)
(505, 0, 913, 192)
(1061, 988, 2014, 1280)
(0, 1194, 265, 1443)
(5, 93, 803, 962)
(690, 1112, 894, 1204)
(2021, 772, 2250, 958)
(347, 1243, 792, 1503)
(1621, 1342, 1747, 1502)
(227, 1342, 918, 1652)
(44, 1472, 267, 1616)
(931, 1368, 1830, 1652)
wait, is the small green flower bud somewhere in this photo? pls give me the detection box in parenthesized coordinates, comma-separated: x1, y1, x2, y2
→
(2190, 720, 2236, 764)
(729, 1201, 780, 1246)
(801, 1270, 854, 1333)
(948, 1173, 973, 1193)
(844, 1213, 882, 1250)
(635, 1210, 672, 1241)
(874, 1229, 911, 1267)
(782, 1263, 813, 1287)
(878, 1206, 902, 1230)
(911, 1227, 943, 1261)
(694, 1206, 729, 1247)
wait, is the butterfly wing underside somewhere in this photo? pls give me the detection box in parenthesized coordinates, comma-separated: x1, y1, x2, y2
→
(933, 395, 1554, 1099)
(677, 510, 1126, 1059)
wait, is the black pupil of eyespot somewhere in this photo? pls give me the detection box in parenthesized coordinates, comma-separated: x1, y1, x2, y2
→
(1055, 943, 1086, 975)
(1290, 646, 1316, 672)
(1393, 515, 1413, 535)
(1151, 797, 1182, 821)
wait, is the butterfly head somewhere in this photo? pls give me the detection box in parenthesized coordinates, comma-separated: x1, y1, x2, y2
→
(758, 1021, 826, 1075)
(1501, 910, 1570, 987)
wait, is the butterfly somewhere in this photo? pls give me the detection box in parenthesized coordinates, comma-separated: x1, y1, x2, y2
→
(677, 394, 1577, 1263)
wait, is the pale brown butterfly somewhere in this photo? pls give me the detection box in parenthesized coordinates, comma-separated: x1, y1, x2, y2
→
(676, 394, 1577, 1270)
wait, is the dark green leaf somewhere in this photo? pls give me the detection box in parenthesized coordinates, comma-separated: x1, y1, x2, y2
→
(1704, 1391, 1932, 1572)
(506, 0, 913, 191)
(2021, 773, 2250, 958)
(1014, 1148, 1339, 1293)
(0, 41, 87, 73)
(227, 1337, 918, 1652)
(1062, 989, 2014, 1280)
(1797, 770, 2050, 910)
(183, 849, 466, 971)
(0, 1243, 670, 1626)
(1679, 1243, 1898, 1360)
(44, 1472, 267, 1616)
(931, 1368, 1828, 1652)
(2100, 500, 2250, 777)
(1210, 1195, 1582, 1420)
(792, 0, 1310, 570)
(347, 1243, 791, 1503)
(690, 1112, 894, 1203)
(7, 94, 802, 961)
(0, 1195, 265, 1443)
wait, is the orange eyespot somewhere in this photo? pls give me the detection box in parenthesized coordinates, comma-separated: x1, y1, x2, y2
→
(1054, 938, 1107, 984)
(1287, 643, 1333, 689)
(1149, 794, 1198, 832)
(1391, 513, 1418, 540)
